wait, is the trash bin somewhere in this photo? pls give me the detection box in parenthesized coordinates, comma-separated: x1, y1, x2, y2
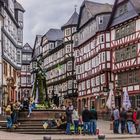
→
(43, 136, 51, 140)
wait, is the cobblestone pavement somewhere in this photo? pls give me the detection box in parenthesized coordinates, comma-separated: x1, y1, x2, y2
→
(0, 120, 140, 140)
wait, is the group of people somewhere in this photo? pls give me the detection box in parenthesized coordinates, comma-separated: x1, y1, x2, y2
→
(66, 102, 98, 135)
(5, 101, 21, 129)
(112, 106, 140, 134)
(5, 97, 36, 129)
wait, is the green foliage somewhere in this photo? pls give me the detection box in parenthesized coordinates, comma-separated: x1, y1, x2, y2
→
(37, 73, 45, 104)
(32, 77, 37, 98)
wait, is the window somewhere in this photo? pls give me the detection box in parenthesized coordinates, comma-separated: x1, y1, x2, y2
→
(82, 81, 85, 90)
(131, 45, 137, 58)
(91, 78, 95, 86)
(115, 21, 136, 40)
(21, 77, 26, 84)
(27, 76, 31, 84)
(18, 11, 23, 22)
(22, 65, 26, 71)
(87, 80, 90, 89)
(115, 45, 137, 62)
(100, 35, 104, 43)
(118, 70, 140, 86)
(76, 65, 81, 74)
(49, 43, 54, 50)
(17, 29, 23, 43)
(17, 50, 21, 63)
(118, 4, 128, 16)
(66, 45, 71, 53)
(72, 27, 76, 33)
(27, 65, 30, 71)
(67, 61, 72, 71)
(99, 16, 103, 24)
(121, 27, 125, 38)
(68, 80, 73, 89)
(65, 28, 71, 36)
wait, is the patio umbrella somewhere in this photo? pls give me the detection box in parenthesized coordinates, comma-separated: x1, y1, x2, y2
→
(106, 89, 115, 109)
(122, 90, 131, 110)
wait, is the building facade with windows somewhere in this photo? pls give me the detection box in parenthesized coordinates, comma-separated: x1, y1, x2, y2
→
(74, 1, 112, 112)
(0, 0, 24, 109)
(42, 29, 64, 107)
(42, 10, 78, 107)
(108, 0, 140, 109)
(20, 43, 32, 99)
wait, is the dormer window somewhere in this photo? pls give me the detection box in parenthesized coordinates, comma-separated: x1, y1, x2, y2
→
(99, 16, 103, 24)
(119, 4, 128, 16)
(49, 43, 54, 50)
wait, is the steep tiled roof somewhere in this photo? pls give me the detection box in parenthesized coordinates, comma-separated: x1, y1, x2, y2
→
(107, 0, 140, 28)
(78, 0, 112, 29)
(131, 0, 140, 13)
(45, 29, 63, 41)
(84, 1, 112, 16)
(14, 1, 25, 12)
(62, 11, 79, 29)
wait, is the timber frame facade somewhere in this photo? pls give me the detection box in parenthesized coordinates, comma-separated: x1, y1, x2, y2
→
(42, 11, 78, 107)
(74, 1, 113, 112)
(108, 0, 140, 109)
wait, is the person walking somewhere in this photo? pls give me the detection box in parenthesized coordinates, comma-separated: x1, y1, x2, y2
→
(126, 108, 134, 134)
(72, 107, 79, 134)
(113, 107, 120, 134)
(65, 103, 73, 135)
(136, 106, 140, 134)
(120, 107, 127, 134)
(82, 105, 90, 135)
(90, 106, 98, 135)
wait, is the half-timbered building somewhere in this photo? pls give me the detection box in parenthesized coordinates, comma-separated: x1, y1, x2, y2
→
(74, 1, 112, 112)
(108, 0, 140, 109)
(20, 43, 32, 99)
(42, 10, 78, 107)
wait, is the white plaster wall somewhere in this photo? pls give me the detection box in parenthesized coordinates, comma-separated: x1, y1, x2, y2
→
(111, 30, 115, 41)
(136, 19, 140, 31)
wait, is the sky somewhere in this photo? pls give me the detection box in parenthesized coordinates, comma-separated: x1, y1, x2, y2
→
(17, 0, 114, 47)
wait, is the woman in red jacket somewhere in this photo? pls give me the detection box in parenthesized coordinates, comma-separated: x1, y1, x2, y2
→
(133, 108, 137, 132)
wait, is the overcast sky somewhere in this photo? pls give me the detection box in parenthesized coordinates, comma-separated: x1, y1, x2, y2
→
(17, 0, 114, 47)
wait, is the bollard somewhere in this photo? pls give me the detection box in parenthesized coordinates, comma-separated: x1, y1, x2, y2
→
(98, 134, 105, 140)
(43, 136, 51, 140)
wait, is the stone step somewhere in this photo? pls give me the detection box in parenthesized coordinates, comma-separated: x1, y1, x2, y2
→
(0, 110, 66, 135)
(19, 110, 65, 120)
(18, 131, 65, 135)
(0, 127, 64, 131)
(0, 129, 65, 135)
